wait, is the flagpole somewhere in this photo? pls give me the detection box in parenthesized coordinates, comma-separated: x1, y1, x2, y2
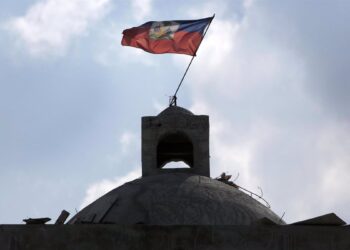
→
(170, 14, 215, 106)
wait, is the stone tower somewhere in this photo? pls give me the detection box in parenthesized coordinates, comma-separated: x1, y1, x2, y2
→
(141, 106, 210, 177)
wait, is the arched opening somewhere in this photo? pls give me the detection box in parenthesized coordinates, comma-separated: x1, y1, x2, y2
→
(157, 133, 193, 169)
(162, 161, 191, 169)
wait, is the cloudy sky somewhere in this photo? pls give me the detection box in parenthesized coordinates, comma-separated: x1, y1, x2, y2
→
(1, 0, 349, 224)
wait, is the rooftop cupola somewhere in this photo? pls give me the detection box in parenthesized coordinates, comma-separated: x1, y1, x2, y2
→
(141, 106, 210, 177)
(69, 105, 285, 226)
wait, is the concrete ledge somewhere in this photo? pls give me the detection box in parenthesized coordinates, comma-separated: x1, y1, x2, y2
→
(1, 224, 350, 250)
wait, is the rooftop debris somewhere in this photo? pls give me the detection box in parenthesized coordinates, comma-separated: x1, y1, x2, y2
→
(216, 173, 239, 188)
(55, 210, 70, 224)
(23, 217, 51, 225)
(216, 172, 271, 208)
(292, 213, 346, 226)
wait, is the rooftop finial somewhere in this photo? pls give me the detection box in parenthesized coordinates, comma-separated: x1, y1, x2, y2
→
(169, 95, 177, 106)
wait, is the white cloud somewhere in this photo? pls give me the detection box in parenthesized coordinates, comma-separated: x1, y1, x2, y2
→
(181, 0, 350, 224)
(194, 100, 278, 192)
(79, 130, 141, 209)
(119, 131, 137, 154)
(6, 0, 111, 56)
(186, 0, 227, 20)
(131, 0, 153, 22)
(243, 0, 254, 10)
(316, 123, 350, 205)
(96, 42, 158, 67)
(79, 168, 141, 209)
(152, 99, 167, 113)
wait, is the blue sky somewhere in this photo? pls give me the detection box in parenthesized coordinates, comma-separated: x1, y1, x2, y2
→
(1, 0, 350, 224)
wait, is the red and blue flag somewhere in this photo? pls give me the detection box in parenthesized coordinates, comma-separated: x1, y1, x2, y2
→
(121, 17, 213, 56)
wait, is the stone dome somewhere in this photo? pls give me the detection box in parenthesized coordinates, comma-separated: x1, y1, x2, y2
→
(69, 173, 284, 225)
(158, 106, 194, 117)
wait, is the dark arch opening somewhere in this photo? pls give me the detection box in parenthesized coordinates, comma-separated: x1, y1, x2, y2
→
(157, 133, 193, 169)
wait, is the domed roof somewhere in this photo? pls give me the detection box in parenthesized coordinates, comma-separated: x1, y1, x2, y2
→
(69, 174, 284, 225)
(158, 106, 193, 117)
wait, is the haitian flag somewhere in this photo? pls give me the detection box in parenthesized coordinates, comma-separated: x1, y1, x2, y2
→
(121, 17, 213, 56)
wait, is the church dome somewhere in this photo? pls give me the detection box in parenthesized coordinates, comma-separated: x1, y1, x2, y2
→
(69, 173, 284, 225)
(70, 106, 284, 226)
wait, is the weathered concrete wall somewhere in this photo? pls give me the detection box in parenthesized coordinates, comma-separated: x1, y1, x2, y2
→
(1, 224, 349, 250)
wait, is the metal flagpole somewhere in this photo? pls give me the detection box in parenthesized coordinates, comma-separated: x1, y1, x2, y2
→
(169, 14, 215, 106)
